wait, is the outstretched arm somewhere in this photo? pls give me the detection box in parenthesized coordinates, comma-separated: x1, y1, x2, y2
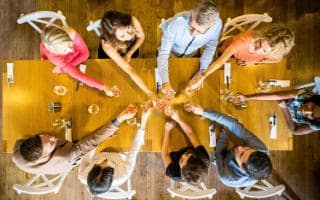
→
(102, 42, 154, 97)
(278, 101, 315, 135)
(70, 104, 137, 161)
(162, 121, 175, 168)
(242, 90, 298, 101)
(170, 111, 200, 148)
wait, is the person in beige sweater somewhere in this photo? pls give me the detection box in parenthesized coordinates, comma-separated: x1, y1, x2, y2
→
(12, 104, 137, 175)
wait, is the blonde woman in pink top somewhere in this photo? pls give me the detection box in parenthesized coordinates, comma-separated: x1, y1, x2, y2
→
(186, 25, 295, 94)
(40, 26, 120, 97)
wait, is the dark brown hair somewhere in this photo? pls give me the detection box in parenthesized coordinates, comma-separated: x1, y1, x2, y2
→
(181, 154, 209, 184)
(100, 10, 133, 48)
(243, 151, 272, 180)
(20, 135, 43, 161)
(87, 164, 114, 194)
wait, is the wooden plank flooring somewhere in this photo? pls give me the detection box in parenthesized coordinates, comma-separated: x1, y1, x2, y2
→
(0, 0, 319, 199)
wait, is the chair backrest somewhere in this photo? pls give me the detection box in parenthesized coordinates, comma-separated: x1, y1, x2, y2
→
(13, 171, 69, 195)
(220, 13, 272, 42)
(87, 19, 102, 37)
(235, 180, 285, 199)
(96, 178, 136, 200)
(167, 179, 216, 199)
(17, 10, 68, 34)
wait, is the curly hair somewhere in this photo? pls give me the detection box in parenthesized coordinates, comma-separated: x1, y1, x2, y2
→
(20, 135, 43, 161)
(87, 164, 114, 194)
(181, 154, 209, 184)
(257, 24, 295, 60)
(243, 151, 272, 180)
(100, 10, 134, 50)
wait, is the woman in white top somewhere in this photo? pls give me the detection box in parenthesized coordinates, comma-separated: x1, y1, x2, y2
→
(78, 107, 152, 194)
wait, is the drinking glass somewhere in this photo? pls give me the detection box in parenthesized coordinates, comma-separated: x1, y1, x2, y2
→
(88, 104, 100, 115)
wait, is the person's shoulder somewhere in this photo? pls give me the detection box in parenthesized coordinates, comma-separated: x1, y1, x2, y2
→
(213, 15, 222, 28)
(61, 26, 78, 40)
(164, 11, 190, 29)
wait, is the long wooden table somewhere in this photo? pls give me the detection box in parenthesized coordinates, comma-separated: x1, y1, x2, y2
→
(2, 58, 292, 153)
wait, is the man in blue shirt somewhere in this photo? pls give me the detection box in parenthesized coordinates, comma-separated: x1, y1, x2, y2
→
(157, 0, 222, 95)
(184, 101, 272, 187)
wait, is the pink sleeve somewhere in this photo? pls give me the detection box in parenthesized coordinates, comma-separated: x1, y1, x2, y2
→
(67, 33, 90, 67)
(63, 66, 105, 90)
(40, 43, 48, 59)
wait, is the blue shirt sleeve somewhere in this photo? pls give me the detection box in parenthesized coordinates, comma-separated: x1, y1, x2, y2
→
(202, 110, 268, 153)
(157, 20, 178, 83)
(199, 17, 222, 70)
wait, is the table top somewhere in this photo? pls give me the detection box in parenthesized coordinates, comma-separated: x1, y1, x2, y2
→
(2, 58, 293, 153)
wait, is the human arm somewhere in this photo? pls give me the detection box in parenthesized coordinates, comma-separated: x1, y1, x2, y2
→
(161, 121, 175, 168)
(186, 47, 235, 91)
(235, 90, 298, 101)
(199, 18, 222, 71)
(170, 111, 200, 147)
(124, 16, 145, 62)
(237, 57, 282, 66)
(101, 42, 154, 97)
(62, 66, 105, 90)
(184, 101, 267, 152)
(113, 109, 152, 186)
(202, 110, 268, 152)
(278, 101, 315, 135)
(157, 21, 177, 93)
(70, 105, 137, 160)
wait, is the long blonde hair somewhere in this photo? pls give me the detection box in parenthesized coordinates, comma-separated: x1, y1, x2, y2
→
(256, 25, 295, 60)
(41, 26, 72, 50)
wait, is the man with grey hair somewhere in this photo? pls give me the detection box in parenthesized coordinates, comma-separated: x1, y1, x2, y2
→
(157, 0, 222, 95)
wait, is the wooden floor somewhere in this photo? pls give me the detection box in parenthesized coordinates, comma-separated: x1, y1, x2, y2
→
(0, 0, 319, 199)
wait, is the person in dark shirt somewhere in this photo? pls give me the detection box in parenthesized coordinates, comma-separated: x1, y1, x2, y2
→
(161, 110, 210, 184)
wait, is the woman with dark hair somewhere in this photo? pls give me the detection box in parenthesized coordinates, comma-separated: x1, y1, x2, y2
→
(98, 11, 145, 62)
(234, 89, 320, 135)
(99, 11, 144, 61)
(97, 10, 154, 98)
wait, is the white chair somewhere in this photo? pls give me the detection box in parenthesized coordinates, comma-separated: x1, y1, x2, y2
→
(17, 10, 68, 34)
(235, 180, 285, 199)
(220, 13, 272, 42)
(96, 178, 136, 200)
(167, 179, 216, 199)
(13, 171, 69, 195)
(87, 19, 102, 37)
(84, 150, 136, 200)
